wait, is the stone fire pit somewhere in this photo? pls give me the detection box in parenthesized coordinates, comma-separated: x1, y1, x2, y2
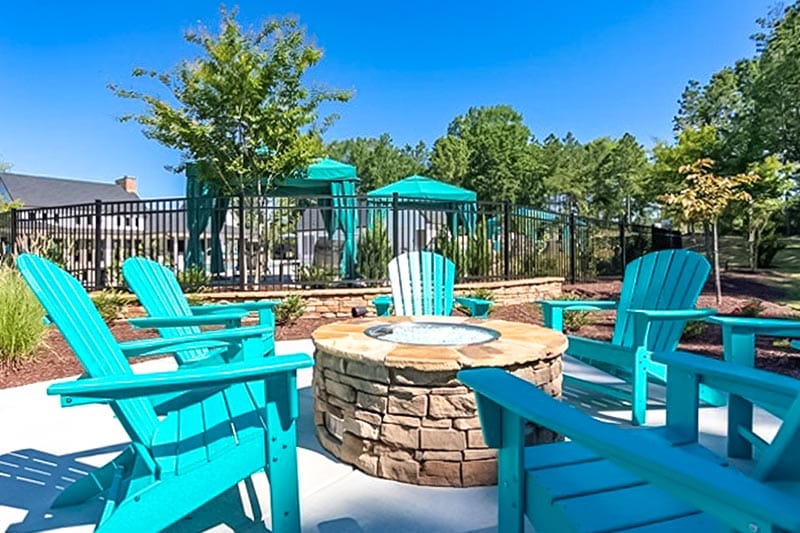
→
(312, 316, 566, 487)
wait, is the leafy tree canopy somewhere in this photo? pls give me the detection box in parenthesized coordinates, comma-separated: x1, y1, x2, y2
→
(326, 134, 427, 192)
(436, 105, 538, 203)
(112, 6, 351, 195)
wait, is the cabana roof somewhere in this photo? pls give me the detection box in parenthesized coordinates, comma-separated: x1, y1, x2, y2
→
(367, 175, 476, 202)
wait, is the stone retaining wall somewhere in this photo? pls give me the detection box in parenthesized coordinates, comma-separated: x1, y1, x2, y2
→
(195, 277, 562, 319)
(313, 349, 562, 487)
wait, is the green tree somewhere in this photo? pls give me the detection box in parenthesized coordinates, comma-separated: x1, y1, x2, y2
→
(674, 60, 760, 174)
(111, 7, 350, 195)
(327, 134, 427, 192)
(660, 158, 757, 303)
(440, 105, 538, 203)
(538, 133, 587, 211)
(739, 156, 796, 269)
(751, 3, 800, 162)
(428, 135, 470, 187)
(650, 125, 721, 200)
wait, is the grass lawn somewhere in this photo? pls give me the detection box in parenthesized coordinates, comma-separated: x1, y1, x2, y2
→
(685, 234, 800, 309)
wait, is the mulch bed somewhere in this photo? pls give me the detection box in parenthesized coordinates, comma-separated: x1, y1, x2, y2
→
(2, 272, 799, 389)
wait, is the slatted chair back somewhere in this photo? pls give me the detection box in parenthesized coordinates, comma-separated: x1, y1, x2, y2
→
(123, 257, 211, 362)
(17, 254, 158, 445)
(388, 251, 456, 316)
(612, 249, 710, 351)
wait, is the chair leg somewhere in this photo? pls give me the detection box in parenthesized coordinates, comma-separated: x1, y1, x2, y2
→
(264, 374, 301, 533)
(631, 351, 649, 426)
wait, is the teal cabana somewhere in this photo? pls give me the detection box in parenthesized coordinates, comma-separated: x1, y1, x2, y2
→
(366, 175, 478, 236)
(486, 207, 585, 251)
(185, 158, 360, 279)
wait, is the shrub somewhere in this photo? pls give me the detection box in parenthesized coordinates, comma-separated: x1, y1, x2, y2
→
(0, 266, 48, 364)
(275, 294, 305, 326)
(356, 221, 392, 282)
(16, 234, 72, 268)
(296, 265, 338, 288)
(681, 320, 707, 340)
(757, 231, 786, 269)
(184, 293, 209, 307)
(731, 299, 765, 317)
(177, 266, 210, 293)
(91, 289, 129, 323)
(463, 219, 496, 278)
(559, 292, 594, 332)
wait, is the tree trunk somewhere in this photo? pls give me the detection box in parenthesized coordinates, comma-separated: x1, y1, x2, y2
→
(748, 204, 756, 272)
(713, 220, 722, 305)
(703, 222, 713, 263)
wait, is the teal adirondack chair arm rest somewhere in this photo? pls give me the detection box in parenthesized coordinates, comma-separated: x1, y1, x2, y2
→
(118, 325, 274, 358)
(629, 308, 717, 346)
(49, 353, 314, 402)
(458, 367, 800, 533)
(190, 301, 280, 314)
(127, 310, 248, 329)
(454, 296, 492, 318)
(373, 295, 393, 316)
(190, 300, 279, 329)
(654, 350, 800, 417)
(538, 299, 617, 332)
(705, 315, 800, 337)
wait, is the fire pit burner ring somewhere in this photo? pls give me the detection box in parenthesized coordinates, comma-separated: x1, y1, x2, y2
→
(364, 321, 500, 346)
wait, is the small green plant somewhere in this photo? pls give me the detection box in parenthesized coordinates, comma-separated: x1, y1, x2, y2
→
(559, 292, 593, 332)
(275, 294, 305, 326)
(731, 299, 765, 317)
(773, 338, 792, 349)
(456, 287, 495, 316)
(185, 293, 209, 307)
(177, 266, 210, 293)
(296, 265, 338, 288)
(91, 289, 129, 323)
(681, 320, 708, 340)
(0, 266, 48, 364)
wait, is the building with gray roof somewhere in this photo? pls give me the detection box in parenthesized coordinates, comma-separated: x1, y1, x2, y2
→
(0, 172, 139, 207)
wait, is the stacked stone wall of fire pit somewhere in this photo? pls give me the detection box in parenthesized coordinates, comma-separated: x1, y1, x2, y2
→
(313, 347, 562, 487)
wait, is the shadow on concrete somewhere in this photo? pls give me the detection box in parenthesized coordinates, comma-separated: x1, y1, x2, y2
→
(1, 444, 124, 532)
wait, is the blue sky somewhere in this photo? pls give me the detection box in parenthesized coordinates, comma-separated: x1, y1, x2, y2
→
(0, 1, 773, 198)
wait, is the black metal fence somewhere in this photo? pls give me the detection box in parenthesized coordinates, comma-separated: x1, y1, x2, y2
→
(0, 194, 681, 291)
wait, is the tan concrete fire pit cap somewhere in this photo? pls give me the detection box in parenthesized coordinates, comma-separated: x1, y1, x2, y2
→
(311, 316, 568, 372)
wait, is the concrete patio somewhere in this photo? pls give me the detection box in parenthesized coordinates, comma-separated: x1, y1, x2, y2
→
(0, 339, 782, 532)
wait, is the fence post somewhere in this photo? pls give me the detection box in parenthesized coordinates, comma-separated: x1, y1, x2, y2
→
(9, 207, 17, 254)
(94, 199, 103, 290)
(391, 192, 400, 258)
(619, 217, 627, 269)
(568, 211, 577, 284)
(238, 193, 246, 290)
(503, 200, 511, 280)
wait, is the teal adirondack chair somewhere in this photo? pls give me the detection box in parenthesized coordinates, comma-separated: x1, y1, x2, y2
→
(372, 251, 492, 317)
(459, 349, 800, 532)
(705, 315, 800, 459)
(122, 257, 278, 364)
(539, 249, 717, 424)
(17, 254, 313, 532)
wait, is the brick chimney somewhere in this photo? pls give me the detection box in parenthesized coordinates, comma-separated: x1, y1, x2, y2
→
(115, 175, 137, 194)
